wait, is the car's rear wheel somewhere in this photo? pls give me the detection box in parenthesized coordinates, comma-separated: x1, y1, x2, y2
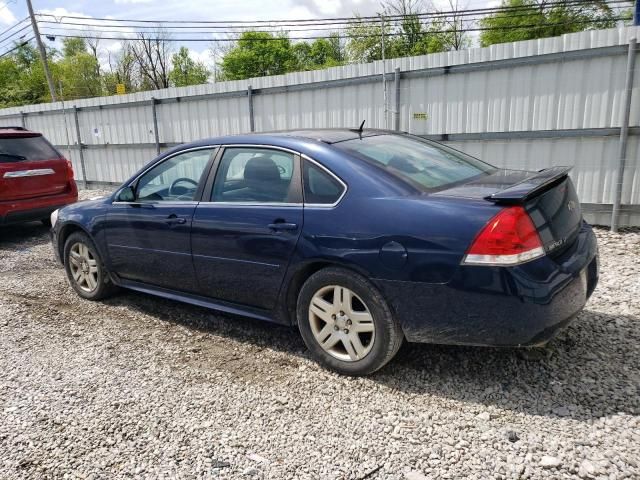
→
(63, 232, 117, 300)
(297, 267, 403, 376)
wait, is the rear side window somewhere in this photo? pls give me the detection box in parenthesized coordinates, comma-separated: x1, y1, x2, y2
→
(0, 136, 59, 163)
(335, 134, 496, 192)
(303, 161, 345, 205)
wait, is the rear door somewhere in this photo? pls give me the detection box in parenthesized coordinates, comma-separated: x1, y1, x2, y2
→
(0, 133, 71, 200)
(191, 146, 303, 310)
(105, 147, 216, 292)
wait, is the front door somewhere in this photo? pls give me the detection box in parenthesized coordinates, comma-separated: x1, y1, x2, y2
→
(105, 147, 216, 291)
(192, 146, 303, 310)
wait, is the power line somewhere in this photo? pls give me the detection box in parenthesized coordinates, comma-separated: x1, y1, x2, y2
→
(39, 16, 630, 43)
(0, 36, 34, 58)
(34, 0, 630, 27)
(0, 16, 29, 38)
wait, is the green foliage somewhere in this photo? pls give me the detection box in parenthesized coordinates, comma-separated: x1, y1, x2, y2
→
(220, 31, 298, 80)
(168, 47, 209, 87)
(479, 0, 627, 47)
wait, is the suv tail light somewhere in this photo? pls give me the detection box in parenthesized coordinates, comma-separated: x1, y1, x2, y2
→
(462, 206, 544, 266)
(65, 159, 75, 179)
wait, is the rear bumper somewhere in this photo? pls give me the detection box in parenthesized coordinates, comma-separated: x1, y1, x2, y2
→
(0, 188, 77, 226)
(375, 222, 599, 347)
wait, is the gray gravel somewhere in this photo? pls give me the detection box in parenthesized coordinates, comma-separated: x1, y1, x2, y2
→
(1, 190, 639, 479)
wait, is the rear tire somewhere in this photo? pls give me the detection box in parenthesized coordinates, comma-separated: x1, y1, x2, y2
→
(63, 231, 117, 300)
(297, 267, 403, 376)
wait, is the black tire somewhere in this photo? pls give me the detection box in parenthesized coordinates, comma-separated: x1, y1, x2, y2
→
(297, 267, 403, 376)
(63, 231, 117, 300)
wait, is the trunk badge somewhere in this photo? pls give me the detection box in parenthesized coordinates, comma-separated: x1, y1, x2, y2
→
(567, 200, 576, 212)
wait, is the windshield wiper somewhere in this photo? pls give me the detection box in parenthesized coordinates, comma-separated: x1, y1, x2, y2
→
(0, 153, 27, 161)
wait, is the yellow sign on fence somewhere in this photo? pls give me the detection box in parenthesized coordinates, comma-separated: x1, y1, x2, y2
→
(116, 84, 126, 95)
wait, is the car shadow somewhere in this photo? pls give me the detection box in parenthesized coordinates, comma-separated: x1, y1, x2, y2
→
(0, 221, 51, 245)
(104, 290, 639, 422)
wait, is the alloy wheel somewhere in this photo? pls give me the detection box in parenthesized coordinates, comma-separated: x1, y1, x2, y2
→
(68, 242, 99, 293)
(308, 285, 375, 362)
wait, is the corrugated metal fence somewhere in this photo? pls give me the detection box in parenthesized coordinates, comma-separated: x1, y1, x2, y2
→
(0, 26, 639, 226)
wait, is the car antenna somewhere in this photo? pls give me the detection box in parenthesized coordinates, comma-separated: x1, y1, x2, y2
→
(350, 120, 366, 136)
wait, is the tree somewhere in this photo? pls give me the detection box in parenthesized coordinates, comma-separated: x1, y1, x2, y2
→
(219, 31, 298, 80)
(130, 31, 172, 89)
(480, 0, 630, 47)
(55, 38, 102, 99)
(168, 47, 209, 86)
(104, 42, 137, 95)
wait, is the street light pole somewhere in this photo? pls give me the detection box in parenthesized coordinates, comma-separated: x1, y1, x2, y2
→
(26, 0, 57, 102)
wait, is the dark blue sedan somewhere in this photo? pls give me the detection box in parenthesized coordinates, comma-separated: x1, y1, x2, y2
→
(50, 129, 598, 375)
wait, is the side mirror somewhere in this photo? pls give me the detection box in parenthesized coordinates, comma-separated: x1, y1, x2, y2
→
(117, 186, 135, 202)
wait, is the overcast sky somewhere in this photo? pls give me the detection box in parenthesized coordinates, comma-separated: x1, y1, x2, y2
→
(1, 0, 499, 66)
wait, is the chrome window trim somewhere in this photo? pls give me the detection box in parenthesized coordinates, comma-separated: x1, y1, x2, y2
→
(301, 154, 348, 209)
(196, 145, 348, 209)
(114, 145, 219, 203)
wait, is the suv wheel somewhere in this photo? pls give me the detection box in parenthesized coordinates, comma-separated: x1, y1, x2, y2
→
(297, 267, 403, 376)
(63, 232, 117, 300)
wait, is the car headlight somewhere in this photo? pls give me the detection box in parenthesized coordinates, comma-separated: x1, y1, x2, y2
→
(50, 209, 59, 228)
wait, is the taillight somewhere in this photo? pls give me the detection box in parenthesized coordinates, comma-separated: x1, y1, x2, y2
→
(462, 206, 544, 266)
(65, 159, 74, 178)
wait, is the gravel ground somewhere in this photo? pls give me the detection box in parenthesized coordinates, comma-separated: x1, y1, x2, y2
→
(0, 190, 639, 479)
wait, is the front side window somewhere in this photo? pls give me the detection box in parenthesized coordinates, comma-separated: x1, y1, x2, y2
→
(303, 161, 345, 205)
(136, 148, 214, 201)
(211, 147, 296, 203)
(335, 134, 496, 192)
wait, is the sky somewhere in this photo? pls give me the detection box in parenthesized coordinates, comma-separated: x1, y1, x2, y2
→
(0, 0, 499, 67)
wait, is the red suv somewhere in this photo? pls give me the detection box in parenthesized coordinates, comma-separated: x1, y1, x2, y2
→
(0, 126, 77, 226)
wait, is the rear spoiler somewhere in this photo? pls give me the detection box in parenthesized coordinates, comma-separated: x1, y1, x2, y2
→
(485, 166, 572, 204)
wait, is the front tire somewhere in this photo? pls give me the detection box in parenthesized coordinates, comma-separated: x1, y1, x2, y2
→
(297, 267, 403, 376)
(63, 231, 117, 300)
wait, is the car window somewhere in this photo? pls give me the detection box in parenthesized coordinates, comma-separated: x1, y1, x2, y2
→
(303, 160, 345, 205)
(136, 148, 214, 201)
(0, 136, 59, 163)
(211, 147, 296, 203)
(335, 134, 496, 192)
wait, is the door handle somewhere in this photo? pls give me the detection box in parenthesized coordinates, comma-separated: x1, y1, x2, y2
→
(165, 214, 187, 225)
(268, 222, 298, 231)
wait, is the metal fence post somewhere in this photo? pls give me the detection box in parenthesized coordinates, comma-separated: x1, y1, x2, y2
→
(73, 106, 88, 190)
(394, 67, 401, 131)
(20, 111, 26, 128)
(611, 37, 637, 232)
(151, 97, 161, 155)
(248, 85, 255, 132)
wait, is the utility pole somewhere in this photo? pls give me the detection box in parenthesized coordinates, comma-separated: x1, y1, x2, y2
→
(26, 0, 57, 102)
(379, 12, 387, 129)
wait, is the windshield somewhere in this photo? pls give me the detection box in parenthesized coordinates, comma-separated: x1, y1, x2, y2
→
(335, 134, 496, 191)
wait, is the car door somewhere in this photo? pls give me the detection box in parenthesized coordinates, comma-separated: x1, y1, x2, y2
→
(191, 146, 303, 310)
(105, 147, 216, 292)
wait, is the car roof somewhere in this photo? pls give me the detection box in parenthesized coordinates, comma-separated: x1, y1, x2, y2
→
(180, 128, 395, 151)
(0, 126, 40, 138)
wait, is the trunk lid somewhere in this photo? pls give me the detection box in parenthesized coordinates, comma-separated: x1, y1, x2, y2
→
(0, 134, 71, 201)
(434, 167, 583, 254)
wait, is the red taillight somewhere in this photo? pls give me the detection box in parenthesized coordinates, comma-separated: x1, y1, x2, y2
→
(462, 206, 544, 266)
(65, 159, 75, 179)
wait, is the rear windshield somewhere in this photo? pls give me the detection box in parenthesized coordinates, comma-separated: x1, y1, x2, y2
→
(335, 134, 496, 191)
(0, 136, 59, 163)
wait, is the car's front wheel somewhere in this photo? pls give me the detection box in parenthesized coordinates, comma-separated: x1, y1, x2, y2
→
(63, 232, 117, 300)
(297, 267, 403, 376)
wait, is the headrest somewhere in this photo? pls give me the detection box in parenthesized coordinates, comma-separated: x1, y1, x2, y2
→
(244, 156, 281, 182)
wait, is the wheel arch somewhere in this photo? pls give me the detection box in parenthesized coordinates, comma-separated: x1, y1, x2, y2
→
(282, 259, 378, 326)
(57, 222, 92, 265)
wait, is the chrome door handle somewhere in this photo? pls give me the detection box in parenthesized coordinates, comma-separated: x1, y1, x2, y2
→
(268, 222, 298, 231)
(165, 214, 187, 225)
